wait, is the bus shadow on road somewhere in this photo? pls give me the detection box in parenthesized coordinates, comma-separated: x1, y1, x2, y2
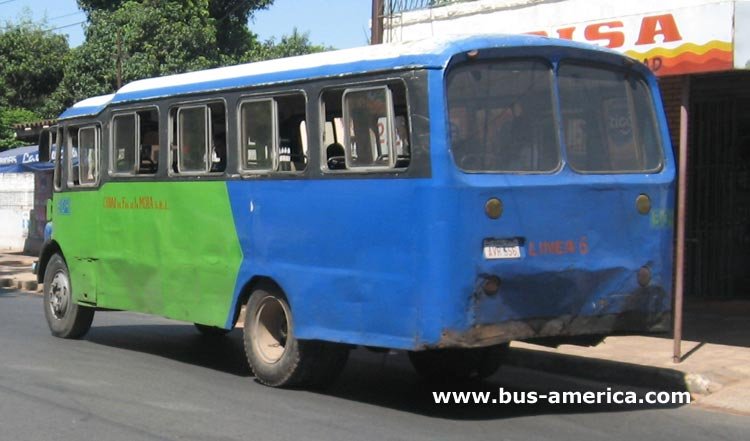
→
(319, 349, 691, 420)
(85, 324, 252, 377)
(84, 324, 689, 420)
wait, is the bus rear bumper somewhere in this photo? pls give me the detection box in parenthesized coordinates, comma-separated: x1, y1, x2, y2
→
(432, 310, 670, 349)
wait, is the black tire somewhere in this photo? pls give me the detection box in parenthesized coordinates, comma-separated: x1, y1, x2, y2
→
(43, 254, 94, 339)
(408, 344, 509, 382)
(194, 323, 232, 337)
(242, 283, 349, 388)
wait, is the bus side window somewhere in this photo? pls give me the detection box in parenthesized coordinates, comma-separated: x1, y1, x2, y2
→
(53, 127, 62, 191)
(68, 125, 99, 187)
(239, 99, 275, 172)
(321, 82, 410, 171)
(276, 93, 307, 172)
(112, 114, 137, 174)
(138, 109, 160, 174)
(172, 102, 225, 174)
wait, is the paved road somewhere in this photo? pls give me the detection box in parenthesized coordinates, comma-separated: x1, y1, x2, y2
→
(0, 290, 746, 441)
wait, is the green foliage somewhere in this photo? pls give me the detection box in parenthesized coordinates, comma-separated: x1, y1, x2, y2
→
(0, 107, 40, 150)
(9, 1, 330, 118)
(0, 17, 69, 116)
(51, 0, 220, 114)
(247, 28, 331, 62)
(209, 0, 272, 61)
(78, 0, 273, 62)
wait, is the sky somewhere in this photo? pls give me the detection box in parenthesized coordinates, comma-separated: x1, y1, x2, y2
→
(0, 0, 373, 49)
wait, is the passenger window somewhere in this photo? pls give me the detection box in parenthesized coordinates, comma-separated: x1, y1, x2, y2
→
(172, 102, 226, 174)
(177, 106, 207, 173)
(321, 82, 410, 171)
(112, 114, 137, 174)
(68, 125, 99, 187)
(239, 99, 275, 171)
(238, 93, 307, 174)
(52, 126, 62, 191)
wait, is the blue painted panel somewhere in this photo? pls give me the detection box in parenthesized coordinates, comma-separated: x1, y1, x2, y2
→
(225, 62, 674, 350)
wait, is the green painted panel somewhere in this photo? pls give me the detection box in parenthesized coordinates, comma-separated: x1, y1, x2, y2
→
(52, 182, 243, 327)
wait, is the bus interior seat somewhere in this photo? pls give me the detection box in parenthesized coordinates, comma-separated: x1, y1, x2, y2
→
(139, 145, 157, 174)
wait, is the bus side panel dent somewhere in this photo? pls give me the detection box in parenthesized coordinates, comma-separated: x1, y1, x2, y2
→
(435, 268, 671, 349)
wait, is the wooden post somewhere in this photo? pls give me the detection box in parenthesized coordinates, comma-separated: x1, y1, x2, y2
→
(371, 0, 384, 44)
(673, 76, 690, 363)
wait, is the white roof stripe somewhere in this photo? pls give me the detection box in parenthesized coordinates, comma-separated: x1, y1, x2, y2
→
(117, 37, 457, 95)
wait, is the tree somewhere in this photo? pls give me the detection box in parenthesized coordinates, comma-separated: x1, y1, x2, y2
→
(77, 0, 273, 62)
(0, 107, 39, 150)
(249, 28, 331, 61)
(0, 17, 69, 115)
(51, 0, 220, 113)
(46, 1, 331, 116)
(208, 0, 272, 62)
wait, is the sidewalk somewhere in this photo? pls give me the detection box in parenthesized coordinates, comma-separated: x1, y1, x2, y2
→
(2, 252, 748, 414)
(0, 252, 39, 292)
(508, 301, 750, 415)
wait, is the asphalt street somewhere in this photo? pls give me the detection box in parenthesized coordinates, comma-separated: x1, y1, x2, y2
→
(0, 290, 747, 441)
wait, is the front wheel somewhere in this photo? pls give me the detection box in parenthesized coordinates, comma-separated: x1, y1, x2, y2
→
(242, 284, 349, 388)
(408, 344, 509, 382)
(43, 254, 94, 339)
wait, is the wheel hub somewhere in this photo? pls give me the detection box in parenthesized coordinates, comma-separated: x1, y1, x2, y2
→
(49, 270, 69, 320)
(252, 296, 290, 364)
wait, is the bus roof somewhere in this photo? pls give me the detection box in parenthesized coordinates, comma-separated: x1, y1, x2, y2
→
(59, 34, 617, 120)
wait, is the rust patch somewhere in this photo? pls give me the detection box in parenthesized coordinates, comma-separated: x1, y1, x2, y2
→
(434, 312, 671, 349)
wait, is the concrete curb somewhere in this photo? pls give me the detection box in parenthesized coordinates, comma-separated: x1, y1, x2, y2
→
(505, 347, 707, 394)
(0, 277, 40, 293)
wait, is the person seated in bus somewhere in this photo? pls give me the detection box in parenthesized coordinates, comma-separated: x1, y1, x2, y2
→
(210, 137, 226, 173)
(500, 101, 535, 170)
(326, 142, 345, 170)
(140, 130, 159, 173)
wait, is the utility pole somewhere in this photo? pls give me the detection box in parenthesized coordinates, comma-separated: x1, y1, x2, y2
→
(371, 0, 384, 44)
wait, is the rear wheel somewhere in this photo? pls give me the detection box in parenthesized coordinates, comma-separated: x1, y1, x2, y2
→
(194, 323, 231, 337)
(408, 344, 509, 382)
(242, 284, 349, 388)
(43, 254, 94, 339)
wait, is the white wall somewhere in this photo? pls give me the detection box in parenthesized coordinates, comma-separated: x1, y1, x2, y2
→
(0, 173, 34, 252)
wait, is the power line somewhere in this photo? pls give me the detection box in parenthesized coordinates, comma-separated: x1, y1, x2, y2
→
(46, 21, 85, 32)
(0, 0, 20, 6)
(48, 11, 85, 21)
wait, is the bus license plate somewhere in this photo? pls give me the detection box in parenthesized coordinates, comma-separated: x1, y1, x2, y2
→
(483, 239, 521, 259)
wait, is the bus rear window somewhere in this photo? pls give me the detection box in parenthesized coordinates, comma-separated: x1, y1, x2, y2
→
(558, 63, 662, 173)
(447, 59, 559, 172)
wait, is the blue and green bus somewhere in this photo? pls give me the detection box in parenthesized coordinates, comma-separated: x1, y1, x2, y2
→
(37, 34, 674, 387)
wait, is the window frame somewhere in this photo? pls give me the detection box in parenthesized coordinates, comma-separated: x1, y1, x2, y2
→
(109, 106, 161, 177)
(556, 60, 665, 175)
(51, 125, 62, 191)
(173, 104, 212, 175)
(67, 124, 100, 188)
(341, 85, 397, 171)
(236, 97, 278, 175)
(109, 111, 140, 176)
(445, 57, 562, 175)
